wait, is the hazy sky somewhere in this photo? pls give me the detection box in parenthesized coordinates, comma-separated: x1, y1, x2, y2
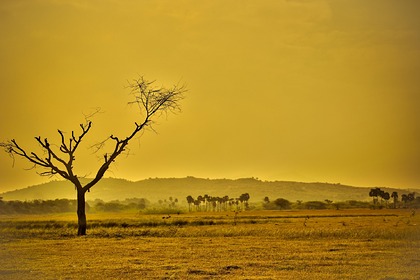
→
(1, 0, 419, 192)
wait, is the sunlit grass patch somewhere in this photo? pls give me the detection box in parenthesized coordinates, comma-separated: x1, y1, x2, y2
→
(1, 209, 418, 241)
(0, 209, 419, 279)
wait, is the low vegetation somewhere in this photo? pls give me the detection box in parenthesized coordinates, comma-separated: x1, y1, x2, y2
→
(1, 192, 419, 216)
(0, 188, 418, 278)
(0, 209, 418, 279)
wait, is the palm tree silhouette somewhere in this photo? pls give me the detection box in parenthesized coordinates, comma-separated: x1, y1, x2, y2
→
(369, 188, 381, 206)
(391, 192, 398, 209)
(186, 195, 194, 212)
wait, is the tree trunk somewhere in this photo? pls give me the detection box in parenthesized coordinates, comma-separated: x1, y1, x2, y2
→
(77, 189, 87, 236)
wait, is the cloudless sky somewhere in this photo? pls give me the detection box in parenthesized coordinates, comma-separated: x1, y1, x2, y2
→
(1, 0, 419, 192)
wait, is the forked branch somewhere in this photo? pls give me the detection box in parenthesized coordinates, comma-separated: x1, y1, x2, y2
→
(0, 77, 185, 194)
(85, 77, 185, 192)
(0, 122, 93, 182)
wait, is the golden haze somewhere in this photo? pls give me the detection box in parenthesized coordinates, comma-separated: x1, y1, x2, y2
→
(0, 0, 419, 192)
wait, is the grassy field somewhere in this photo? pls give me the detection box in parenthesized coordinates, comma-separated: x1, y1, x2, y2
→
(0, 209, 419, 279)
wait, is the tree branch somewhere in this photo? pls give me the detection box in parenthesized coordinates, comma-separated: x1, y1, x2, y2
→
(1, 77, 185, 195)
(84, 77, 185, 192)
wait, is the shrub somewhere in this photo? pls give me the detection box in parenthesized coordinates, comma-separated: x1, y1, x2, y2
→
(274, 198, 291, 210)
(303, 201, 327, 210)
(263, 198, 291, 210)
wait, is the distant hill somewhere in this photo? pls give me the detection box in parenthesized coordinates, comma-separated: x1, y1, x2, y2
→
(1, 177, 417, 204)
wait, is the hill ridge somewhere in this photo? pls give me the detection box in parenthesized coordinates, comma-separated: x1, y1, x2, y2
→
(1, 177, 417, 203)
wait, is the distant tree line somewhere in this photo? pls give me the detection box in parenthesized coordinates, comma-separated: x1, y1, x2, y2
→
(262, 197, 371, 210)
(0, 199, 80, 214)
(186, 193, 250, 212)
(2, 188, 417, 215)
(157, 197, 179, 209)
(91, 198, 149, 212)
(369, 187, 417, 209)
(0, 198, 149, 214)
(261, 190, 418, 211)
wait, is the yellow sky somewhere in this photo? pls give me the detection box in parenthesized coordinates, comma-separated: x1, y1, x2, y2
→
(1, 0, 419, 192)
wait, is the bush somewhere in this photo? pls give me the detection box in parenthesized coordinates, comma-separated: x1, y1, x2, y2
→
(274, 198, 291, 209)
(303, 201, 327, 210)
(263, 198, 291, 210)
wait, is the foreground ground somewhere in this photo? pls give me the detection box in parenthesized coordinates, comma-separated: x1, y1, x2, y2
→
(0, 209, 419, 279)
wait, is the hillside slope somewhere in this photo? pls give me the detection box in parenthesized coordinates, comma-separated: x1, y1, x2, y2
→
(1, 177, 416, 203)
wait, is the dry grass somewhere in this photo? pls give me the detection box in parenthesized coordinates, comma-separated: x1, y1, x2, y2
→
(0, 209, 419, 279)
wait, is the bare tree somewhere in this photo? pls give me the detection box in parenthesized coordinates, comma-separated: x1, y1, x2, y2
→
(1, 77, 185, 235)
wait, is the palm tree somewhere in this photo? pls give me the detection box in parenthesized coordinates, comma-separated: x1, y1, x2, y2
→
(203, 194, 210, 211)
(209, 197, 216, 211)
(193, 199, 201, 211)
(239, 193, 250, 210)
(401, 194, 409, 207)
(217, 197, 224, 211)
(228, 198, 235, 211)
(391, 192, 398, 209)
(382, 192, 390, 207)
(369, 188, 381, 206)
(186, 195, 194, 212)
(223, 195, 229, 211)
(378, 189, 386, 205)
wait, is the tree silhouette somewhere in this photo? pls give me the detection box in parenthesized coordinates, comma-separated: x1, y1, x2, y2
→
(222, 195, 229, 211)
(369, 187, 385, 207)
(369, 188, 379, 205)
(186, 193, 250, 212)
(196, 195, 204, 211)
(203, 194, 210, 211)
(239, 193, 250, 210)
(193, 199, 201, 211)
(402, 192, 416, 207)
(1, 77, 185, 235)
(407, 192, 415, 202)
(273, 198, 291, 210)
(186, 195, 194, 212)
(391, 191, 398, 209)
(382, 191, 390, 206)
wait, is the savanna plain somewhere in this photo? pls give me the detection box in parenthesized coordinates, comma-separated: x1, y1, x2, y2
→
(0, 209, 419, 280)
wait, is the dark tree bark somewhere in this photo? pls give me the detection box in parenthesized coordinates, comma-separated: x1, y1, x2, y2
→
(1, 77, 185, 236)
(77, 188, 87, 235)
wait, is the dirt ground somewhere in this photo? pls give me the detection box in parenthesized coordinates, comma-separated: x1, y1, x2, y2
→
(0, 210, 419, 279)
